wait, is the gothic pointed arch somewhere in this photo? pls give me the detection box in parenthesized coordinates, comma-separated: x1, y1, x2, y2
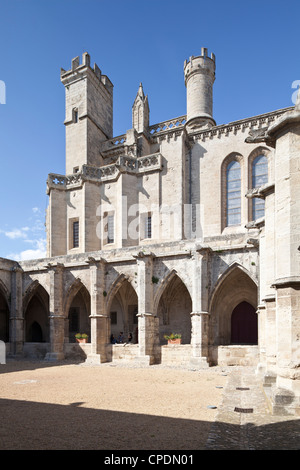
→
(64, 278, 91, 342)
(64, 278, 89, 317)
(221, 152, 244, 230)
(209, 263, 258, 346)
(155, 270, 192, 344)
(153, 268, 178, 314)
(0, 279, 10, 308)
(106, 273, 138, 343)
(23, 281, 49, 343)
(247, 146, 271, 177)
(247, 146, 270, 222)
(106, 273, 128, 314)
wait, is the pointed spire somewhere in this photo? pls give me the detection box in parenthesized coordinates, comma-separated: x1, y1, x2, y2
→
(137, 82, 144, 98)
(132, 83, 149, 133)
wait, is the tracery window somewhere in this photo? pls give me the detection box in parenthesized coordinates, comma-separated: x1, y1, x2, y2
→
(107, 214, 114, 244)
(145, 214, 152, 238)
(252, 155, 268, 220)
(73, 220, 79, 248)
(226, 160, 241, 226)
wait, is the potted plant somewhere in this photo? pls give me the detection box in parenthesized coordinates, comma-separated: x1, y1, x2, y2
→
(164, 333, 182, 345)
(75, 333, 88, 344)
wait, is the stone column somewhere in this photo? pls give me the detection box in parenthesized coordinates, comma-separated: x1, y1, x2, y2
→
(134, 251, 159, 365)
(45, 263, 65, 361)
(267, 107, 300, 414)
(249, 185, 277, 379)
(86, 257, 111, 364)
(10, 265, 23, 356)
(190, 245, 211, 368)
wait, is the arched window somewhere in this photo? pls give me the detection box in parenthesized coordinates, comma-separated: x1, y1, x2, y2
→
(252, 155, 268, 220)
(226, 160, 241, 226)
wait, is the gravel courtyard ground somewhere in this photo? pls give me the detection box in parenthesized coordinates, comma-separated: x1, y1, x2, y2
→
(0, 359, 228, 451)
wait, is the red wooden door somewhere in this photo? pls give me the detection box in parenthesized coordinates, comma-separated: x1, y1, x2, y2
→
(231, 301, 257, 344)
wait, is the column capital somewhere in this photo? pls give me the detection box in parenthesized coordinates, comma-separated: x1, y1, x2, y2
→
(190, 311, 210, 316)
(85, 256, 106, 265)
(45, 262, 65, 272)
(133, 250, 156, 260)
(194, 243, 212, 254)
(11, 264, 23, 274)
(89, 314, 109, 319)
(137, 312, 156, 317)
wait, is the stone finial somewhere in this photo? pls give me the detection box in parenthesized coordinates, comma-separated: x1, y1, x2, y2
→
(132, 82, 149, 133)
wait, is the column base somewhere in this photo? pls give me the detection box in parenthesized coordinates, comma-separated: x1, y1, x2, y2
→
(134, 355, 156, 366)
(189, 356, 210, 369)
(45, 352, 65, 362)
(271, 387, 300, 416)
(85, 353, 110, 365)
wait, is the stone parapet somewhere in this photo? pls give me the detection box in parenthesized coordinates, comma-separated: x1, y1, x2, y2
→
(46, 153, 163, 194)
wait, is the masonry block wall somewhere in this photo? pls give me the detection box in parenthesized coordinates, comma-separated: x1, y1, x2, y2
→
(1, 49, 300, 414)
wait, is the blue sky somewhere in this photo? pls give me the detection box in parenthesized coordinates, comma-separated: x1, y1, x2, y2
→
(0, 0, 299, 260)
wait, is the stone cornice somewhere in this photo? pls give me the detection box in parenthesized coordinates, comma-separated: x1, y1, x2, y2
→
(272, 277, 300, 288)
(189, 107, 293, 143)
(46, 153, 163, 193)
(246, 182, 275, 199)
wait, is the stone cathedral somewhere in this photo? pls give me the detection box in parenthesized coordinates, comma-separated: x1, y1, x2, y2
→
(1, 48, 300, 415)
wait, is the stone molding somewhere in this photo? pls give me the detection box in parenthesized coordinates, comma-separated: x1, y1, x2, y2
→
(47, 153, 163, 193)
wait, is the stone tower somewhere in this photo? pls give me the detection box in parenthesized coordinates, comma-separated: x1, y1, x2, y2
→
(60, 52, 113, 174)
(184, 48, 216, 130)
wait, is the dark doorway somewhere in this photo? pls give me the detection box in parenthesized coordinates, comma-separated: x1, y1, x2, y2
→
(231, 301, 257, 344)
(0, 291, 9, 342)
(30, 321, 43, 342)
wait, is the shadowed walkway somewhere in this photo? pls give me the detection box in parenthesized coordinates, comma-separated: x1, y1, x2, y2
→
(206, 367, 300, 450)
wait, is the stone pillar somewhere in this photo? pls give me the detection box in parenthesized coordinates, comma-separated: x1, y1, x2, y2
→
(134, 251, 159, 365)
(45, 263, 65, 361)
(272, 284, 300, 413)
(86, 257, 111, 364)
(10, 265, 23, 356)
(190, 245, 211, 368)
(263, 297, 277, 370)
(266, 105, 300, 414)
(253, 185, 277, 377)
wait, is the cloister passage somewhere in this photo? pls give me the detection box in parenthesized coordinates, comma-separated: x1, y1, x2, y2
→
(24, 284, 49, 343)
(156, 274, 192, 344)
(67, 283, 91, 342)
(108, 278, 138, 343)
(231, 301, 257, 344)
(0, 289, 9, 342)
(209, 265, 258, 347)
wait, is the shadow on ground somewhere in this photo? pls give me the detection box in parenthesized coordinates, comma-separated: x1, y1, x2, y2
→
(0, 396, 300, 450)
(0, 358, 84, 374)
(0, 397, 211, 450)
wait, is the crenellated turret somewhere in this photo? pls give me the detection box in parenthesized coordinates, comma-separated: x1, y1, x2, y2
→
(184, 48, 216, 131)
(61, 52, 113, 174)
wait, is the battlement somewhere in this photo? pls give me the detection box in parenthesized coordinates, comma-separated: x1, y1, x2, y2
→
(60, 52, 113, 94)
(184, 48, 215, 84)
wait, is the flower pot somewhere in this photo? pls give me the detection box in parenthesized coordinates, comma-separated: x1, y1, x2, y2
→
(168, 338, 181, 345)
(76, 338, 88, 344)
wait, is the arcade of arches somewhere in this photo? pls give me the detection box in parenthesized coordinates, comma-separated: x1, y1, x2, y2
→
(0, 265, 258, 366)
